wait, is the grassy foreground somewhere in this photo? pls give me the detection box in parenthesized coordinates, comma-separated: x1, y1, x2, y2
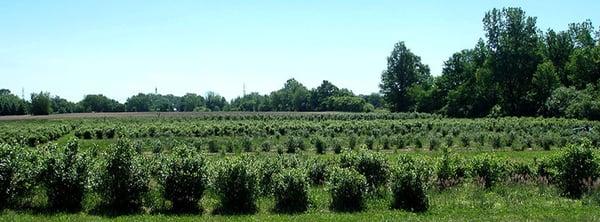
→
(2, 183, 599, 222)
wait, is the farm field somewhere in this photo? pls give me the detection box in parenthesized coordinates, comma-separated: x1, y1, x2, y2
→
(1, 112, 600, 221)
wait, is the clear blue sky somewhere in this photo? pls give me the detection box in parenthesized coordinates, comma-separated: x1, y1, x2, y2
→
(1, 0, 599, 102)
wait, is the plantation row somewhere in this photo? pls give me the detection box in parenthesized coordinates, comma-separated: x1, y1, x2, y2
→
(70, 118, 599, 139)
(1, 139, 598, 214)
(2, 114, 599, 150)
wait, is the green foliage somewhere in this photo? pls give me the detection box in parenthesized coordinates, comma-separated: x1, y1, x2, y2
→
(328, 167, 367, 212)
(208, 139, 220, 153)
(429, 136, 440, 151)
(436, 149, 466, 189)
(365, 136, 375, 150)
(556, 141, 599, 199)
(159, 145, 207, 213)
(0, 144, 41, 209)
(391, 155, 429, 212)
(314, 137, 326, 154)
(339, 150, 389, 190)
(380, 41, 431, 112)
(348, 134, 358, 150)
(80, 94, 125, 112)
(93, 139, 149, 214)
(545, 86, 600, 120)
(0, 89, 27, 115)
(272, 169, 310, 213)
(285, 136, 305, 154)
(242, 137, 253, 152)
(308, 158, 329, 185)
(30, 92, 52, 115)
(331, 138, 343, 154)
(42, 139, 88, 212)
(470, 154, 504, 188)
(260, 140, 272, 152)
(213, 157, 259, 214)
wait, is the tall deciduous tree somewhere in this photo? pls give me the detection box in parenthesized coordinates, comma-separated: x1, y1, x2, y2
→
(30, 92, 52, 115)
(545, 29, 574, 86)
(483, 7, 542, 116)
(380, 41, 430, 112)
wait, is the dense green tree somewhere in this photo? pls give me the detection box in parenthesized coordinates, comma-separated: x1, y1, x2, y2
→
(566, 45, 600, 89)
(271, 79, 310, 111)
(545, 29, 574, 85)
(0, 89, 27, 116)
(30, 92, 52, 115)
(125, 93, 151, 112)
(230, 92, 272, 112)
(568, 20, 597, 48)
(310, 80, 340, 111)
(51, 96, 78, 114)
(360, 93, 385, 109)
(380, 41, 431, 112)
(179, 93, 205, 112)
(205, 91, 228, 111)
(79, 94, 124, 112)
(326, 96, 368, 112)
(483, 7, 542, 116)
(527, 61, 560, 113)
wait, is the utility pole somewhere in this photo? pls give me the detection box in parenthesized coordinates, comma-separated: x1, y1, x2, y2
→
(155, 87, 157, 94)
(243, 83, 246, 97)
(21, 87, 24, 100)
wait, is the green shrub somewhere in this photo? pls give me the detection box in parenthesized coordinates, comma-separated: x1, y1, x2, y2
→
(539, 135, 554, 151)
(260, 140, 272, 152)
(43, 139, 88, 212)
(308, 158, 329, 185)
(285, 136, 305, 154)
(331, 138, 343, 154)
(414, 136, 423, 149)
(391, 155, 429, 212)
(225, 140, 236, 153)
(429, 136, 440, 151)
(349, 134, 358, 150)
(257, 158, 283, 196)
(339, 150, 389, 190)
(445, 136, 454, 148)
(208, 139, 220, 153)
(470, 154, 504, 189)
(381, 135, 391, 150)
(365, 136, 375, 150)
(328, 168, 367, 212)
(436, 149, 465, 189)
(556, 142, 599, 199)
(395, 135, 406, 149)
(273, 169, 310, 213)
(159, 145, 207, 213)
(213, 158, 259, 214)
(242, 137, 253, 152)
(459, 134, 469, 147)
(508, 161, 535, 182)
(491, 135, 502, 149)
(94, 139, 149, 214)
(536, 156, 558, 181)
(0, 144, 41, 209)
(314, 137, 326, 154)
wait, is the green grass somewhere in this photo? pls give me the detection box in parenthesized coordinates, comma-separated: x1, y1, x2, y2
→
(3, 183, 599, 221)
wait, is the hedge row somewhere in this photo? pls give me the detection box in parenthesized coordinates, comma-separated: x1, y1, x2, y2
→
(1, 140, 599, 214)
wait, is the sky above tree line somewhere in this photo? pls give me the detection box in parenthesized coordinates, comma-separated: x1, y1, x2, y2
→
(1, 0, 599, 103)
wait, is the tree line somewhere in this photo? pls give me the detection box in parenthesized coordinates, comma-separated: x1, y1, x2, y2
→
(380, 7, 600, 120)
(0, 79, 383, 115)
